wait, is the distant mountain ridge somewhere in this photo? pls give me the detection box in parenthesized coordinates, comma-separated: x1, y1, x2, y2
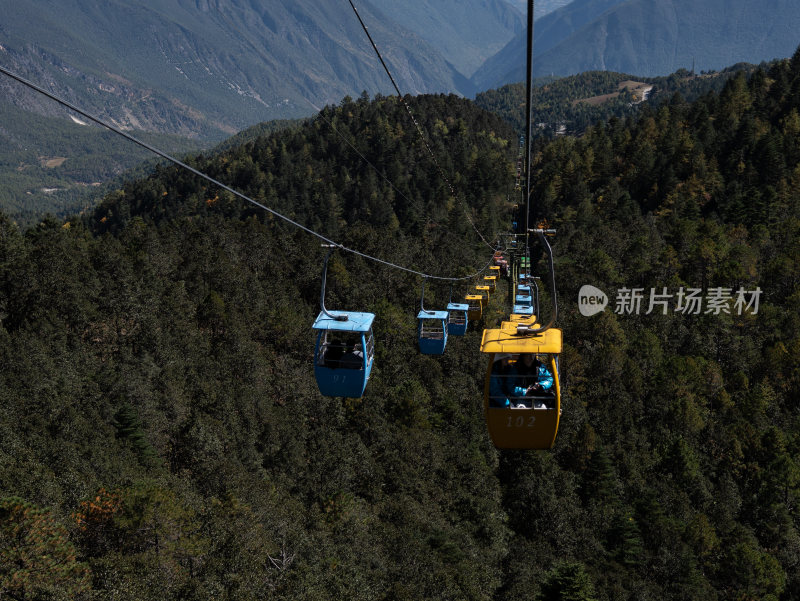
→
(0, 0, 518, 140)
(368, 0, 523, 77)
(474, 0, 800, 89)
(474, 0, 626, 89)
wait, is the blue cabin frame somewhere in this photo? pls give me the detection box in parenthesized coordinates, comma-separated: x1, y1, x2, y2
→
(515, 294, 532, 307)
(313, 310, 375, 398)
(446, 302, 469, 336)
(417, 309, 449, 354)
(513, 304, 534, 315)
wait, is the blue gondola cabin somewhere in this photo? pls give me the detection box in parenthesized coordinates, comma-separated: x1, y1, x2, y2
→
(417, 310, 448, 354)
(513, 304, 534, 316)
(313, 311, 375, 398)
(446, 302, 469, 336)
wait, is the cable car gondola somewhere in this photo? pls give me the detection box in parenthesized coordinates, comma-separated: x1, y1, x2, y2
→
(493, 253, 508, 277)
(515, 294, 532, 307)
(312, 246, 375, 398)
(513, 304, 534, 316)
(446, 302, 469, 336)
(480, 323, 562, 449)
(417, 310, 448, 354)
(313, 312, 376, 397)
(416, 280, 448, 354)
(465, 294, 483, 321)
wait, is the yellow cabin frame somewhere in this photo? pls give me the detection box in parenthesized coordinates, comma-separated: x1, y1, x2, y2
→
(475, 285, 491, 305)
(465, 294, 483, 321)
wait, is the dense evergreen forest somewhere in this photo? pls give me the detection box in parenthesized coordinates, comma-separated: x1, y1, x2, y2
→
(475, 64, 757, 138)
(3, 45, 800, 600)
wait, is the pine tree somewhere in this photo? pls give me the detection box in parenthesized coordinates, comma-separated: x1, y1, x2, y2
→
(114, 403, 158, 466)
(537, 561, 598, 601)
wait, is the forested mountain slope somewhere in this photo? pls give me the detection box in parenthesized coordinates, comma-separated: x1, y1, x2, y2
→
(3, 47, 800, 599)
(475, 64, 756, 137)
(0, 95, 515, 600)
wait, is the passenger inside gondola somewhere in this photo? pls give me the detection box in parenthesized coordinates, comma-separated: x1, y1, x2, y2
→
(319, 334, 364, 369)
(320, 337, 344, 368)
(489, 353, 554, 409)
(339, 342, 364, 369)
(516, 353, 554, 408)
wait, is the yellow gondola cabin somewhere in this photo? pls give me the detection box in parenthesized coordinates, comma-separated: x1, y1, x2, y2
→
(465, 294, 483, 321)
(480, 324, 562, 449)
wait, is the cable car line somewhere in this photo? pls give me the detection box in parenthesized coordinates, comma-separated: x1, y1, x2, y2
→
(5, 2, 563, 437)
(0, 64, 495, 282)
(474, 0, 566, 449)
(346, 0, 497, 251)
(1, 18, 537, 412)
